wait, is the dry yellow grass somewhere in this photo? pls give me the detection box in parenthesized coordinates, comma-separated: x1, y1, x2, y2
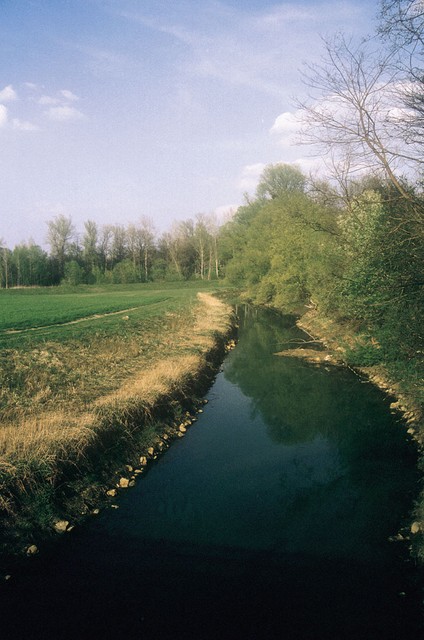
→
(0, 293, 234, 535)
(95, 354, 202, 408)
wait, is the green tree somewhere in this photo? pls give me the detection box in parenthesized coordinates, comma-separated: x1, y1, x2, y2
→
(10, 242, 50, 286)
(63, 260, 84, 286)
(223, 189, 340, 311)
(112, 259, 138, 284)
(256, 163, 306, 200)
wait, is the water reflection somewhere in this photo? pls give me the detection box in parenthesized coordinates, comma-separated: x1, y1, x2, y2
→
(1, 305, 421, 640)
(224, 306, 419, 557)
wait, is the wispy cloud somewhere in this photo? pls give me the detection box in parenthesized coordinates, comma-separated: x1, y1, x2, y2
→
(0, 105, 8, 127)
(238, 163, 266, 191)
(60, 89, 79, 101)
(73, 43, 135, 77)
(46, 105, 84, 121)
(12, 118, 39, 131)
(38, 95, 61, 105)
(250, 5, 318, 31)
(0, 85, 18, 102)
(116, 1, 370, 99)
(38, 89, 80, 106)
(116, 7, 295, 97)
(28, 86, 85, 123)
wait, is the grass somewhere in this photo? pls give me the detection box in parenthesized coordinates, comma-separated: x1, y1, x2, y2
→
(0, 282, 222, 418)
(0, 281, 218, 339)
(0, 282, 234, 553)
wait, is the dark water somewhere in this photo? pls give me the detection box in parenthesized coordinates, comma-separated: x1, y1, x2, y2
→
(1, 307, 423, 639)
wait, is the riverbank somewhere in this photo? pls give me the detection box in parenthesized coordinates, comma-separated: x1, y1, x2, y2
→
(295, 307, 424, 555)
(0, 292, 235, 559)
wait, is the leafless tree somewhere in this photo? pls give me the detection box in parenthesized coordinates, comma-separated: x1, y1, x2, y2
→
(138, 216, 156, 281)
(298, 34, 421, 199)
(46, 214, 75, 276)
(379, 1, 424, 143)
(82, 220, 99, 271)
(0, 237, 9, 288)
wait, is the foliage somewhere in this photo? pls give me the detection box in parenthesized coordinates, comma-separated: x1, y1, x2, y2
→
(256, 163, 307, 200)
(222, 171, 341, 311)
(1, 211, 226, 289)
(63, 260, 85, 286)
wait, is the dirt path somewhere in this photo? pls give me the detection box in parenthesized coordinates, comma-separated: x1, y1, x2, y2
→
(3, 306, 144, 334)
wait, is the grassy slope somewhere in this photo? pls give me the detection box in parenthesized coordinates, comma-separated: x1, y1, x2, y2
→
(0, 283, 234, 553)
(298, 308, 424, 557)
(298, 310, 423, 428)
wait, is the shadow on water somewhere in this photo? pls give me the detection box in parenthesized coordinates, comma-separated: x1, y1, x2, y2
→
(1, 305, 423, 639)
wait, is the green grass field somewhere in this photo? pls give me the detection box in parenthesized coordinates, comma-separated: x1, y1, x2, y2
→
(0, 281, 221, 349)
(0, 281, 226, 420)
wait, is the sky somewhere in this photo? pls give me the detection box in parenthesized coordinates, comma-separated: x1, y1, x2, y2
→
(0, 0, 377, 248)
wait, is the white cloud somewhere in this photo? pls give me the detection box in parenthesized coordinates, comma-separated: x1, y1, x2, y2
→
(38, 90, 79, 105)
(238, 163, 266, 191)
(0, 104, 8, 127)
(0, 85, 17, 102)
(60, 89, 79, 101)
(38, 95, 60, 105)
(46, 105, 84, 121)
(292, 156, 324, 174)
(252, 5, 317, 31)
(270, 110, 303, 147)
(12, 118, 39, 131)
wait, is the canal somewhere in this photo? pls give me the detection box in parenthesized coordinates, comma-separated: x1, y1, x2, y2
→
(1, 307, 422, 639)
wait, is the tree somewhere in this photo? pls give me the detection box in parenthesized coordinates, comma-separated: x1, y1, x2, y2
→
(138, 216, 156, 282)
(63, 260, 84, 286)
(0, 238, 10, 289)
(127, 223, 143, 281)
(82, 220, 99, 275)
(379, 1, 424, 145)
(46, 214, 75, 278)
(98, 225, 113, 272)
(161, 220, 197, 279)
(207, 213, 221, 279)
(110, 225, 127, 266)
(256, 163, 306, 200)
(194, 214, 210, 280)
(25, 242, 52, 285)
(112, 259, 138, 284)
(298, 34, 422, 199)
(223, 189, 340, 311)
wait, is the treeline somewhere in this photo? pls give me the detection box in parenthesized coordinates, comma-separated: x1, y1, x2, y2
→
(0, 213, 221, 287)
(221, 0, 424, 373)
(220, 164, 424, 365)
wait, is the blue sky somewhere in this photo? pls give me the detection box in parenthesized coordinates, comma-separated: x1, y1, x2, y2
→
(0, 0, 377, 247)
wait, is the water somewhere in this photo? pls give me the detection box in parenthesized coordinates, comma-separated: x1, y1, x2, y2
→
(1, 307, 422, 639)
